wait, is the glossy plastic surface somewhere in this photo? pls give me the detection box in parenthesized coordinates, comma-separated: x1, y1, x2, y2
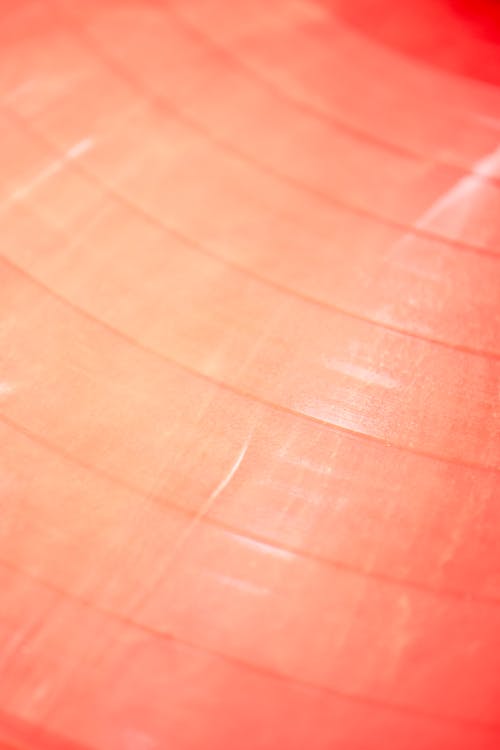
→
(0, 1, 499, 748)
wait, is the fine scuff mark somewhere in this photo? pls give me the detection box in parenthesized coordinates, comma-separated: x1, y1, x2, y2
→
(231, 531, 296, 561)
(324, 357, 399, 390)
(6, 137, 94, 205)
(210, 572, 269, 596)
(153, 434, 252, 576)
(130, 433, 253, 615)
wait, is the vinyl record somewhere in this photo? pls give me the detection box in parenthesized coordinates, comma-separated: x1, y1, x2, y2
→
(0, 1, 499, 748)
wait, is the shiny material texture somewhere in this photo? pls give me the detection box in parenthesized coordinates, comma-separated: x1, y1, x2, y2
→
(0, 1, 499, 748)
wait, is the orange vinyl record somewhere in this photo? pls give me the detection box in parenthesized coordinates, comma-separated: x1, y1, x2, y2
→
(0, 1, 499, 748)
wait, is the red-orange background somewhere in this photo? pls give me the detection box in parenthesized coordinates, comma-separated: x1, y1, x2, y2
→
(0, 1, 499, 748)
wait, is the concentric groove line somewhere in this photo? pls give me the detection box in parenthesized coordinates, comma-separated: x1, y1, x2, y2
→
(1, 412, 498, 605)
(50, 1, 500, 261)
(1, 2, 499, 743)
(1, 255, 499, 473)
(2, 104, 500, 360)
(327, 0, 500, 90)
(1, 558, 499, 734)
(164, 0, 500, 185)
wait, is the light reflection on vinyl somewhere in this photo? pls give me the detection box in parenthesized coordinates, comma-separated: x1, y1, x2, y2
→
(0, 1, 499, 748)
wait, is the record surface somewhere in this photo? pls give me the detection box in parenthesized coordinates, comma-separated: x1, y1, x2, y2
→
(0, 1, 499, 748)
